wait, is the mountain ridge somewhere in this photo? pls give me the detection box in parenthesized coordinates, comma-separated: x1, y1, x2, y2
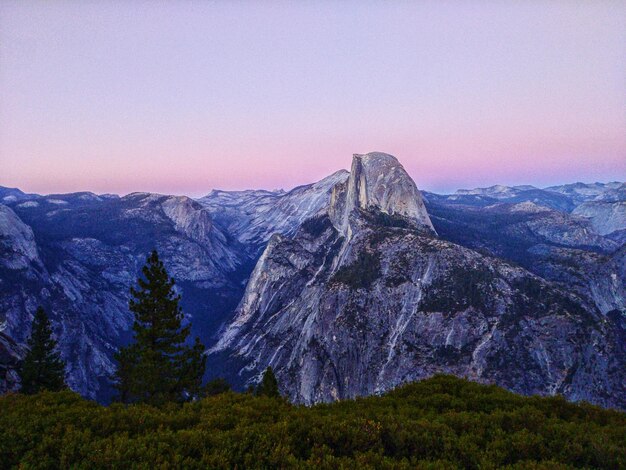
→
(0, 154, 624, 407)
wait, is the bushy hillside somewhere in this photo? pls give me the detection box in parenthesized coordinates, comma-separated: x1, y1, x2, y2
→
(1, 376, 624, 469)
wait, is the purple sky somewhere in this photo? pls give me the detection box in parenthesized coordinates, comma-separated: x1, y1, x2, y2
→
(1, 1, 625, 196)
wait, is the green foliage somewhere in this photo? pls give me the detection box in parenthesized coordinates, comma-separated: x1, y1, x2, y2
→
(18, 306, 66, 394)
(332, 251, 381, 290)
(114, 250, 206, 405)
(255, 367, 280, 398)
(420, 266, 495, 312)
(1, 375, 624, 469)
(203, 378, 231, 397)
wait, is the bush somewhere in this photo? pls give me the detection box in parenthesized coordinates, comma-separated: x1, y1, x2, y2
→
(0, 375, 624, 469)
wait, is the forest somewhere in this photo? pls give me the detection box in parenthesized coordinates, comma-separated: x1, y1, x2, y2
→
(1, 374, 624, 469)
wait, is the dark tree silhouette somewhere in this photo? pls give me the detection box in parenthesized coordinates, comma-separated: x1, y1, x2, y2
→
(19, 306, 66, 394)
(255, 367, 280, 398)
(114, 250, 206, 405)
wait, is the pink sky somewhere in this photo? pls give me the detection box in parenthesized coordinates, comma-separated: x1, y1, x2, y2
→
(1, 1, 625, 196)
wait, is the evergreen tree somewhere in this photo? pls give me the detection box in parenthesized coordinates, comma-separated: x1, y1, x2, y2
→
(19, 306, 66, 394)
(255, 366, 280, 398)
(114, 250, 206, 405)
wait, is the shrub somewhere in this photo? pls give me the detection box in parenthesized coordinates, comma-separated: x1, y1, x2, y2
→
(0, 375, 624, 469)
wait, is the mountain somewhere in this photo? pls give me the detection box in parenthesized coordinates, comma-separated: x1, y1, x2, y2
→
(327, 153, 435, 235)
(545, 181, 624, 206)
(0, 187, 39, 204)
(0, 174, 349, 400)
(198, 170, 349, 252)
(425, 198, 625, 317)
(442, 185, 576, 212)
(211, 153, 626, 409)
(0, 159, 623, 408)
(428, 181, 625, 215)
(0, 193, 251, 401)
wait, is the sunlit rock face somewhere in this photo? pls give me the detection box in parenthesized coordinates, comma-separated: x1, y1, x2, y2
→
(212, 153, 626, 410)
(330, 152, 435, 236)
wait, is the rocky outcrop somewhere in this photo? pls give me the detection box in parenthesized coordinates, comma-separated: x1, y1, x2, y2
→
(0, 205, 41, 270)
(0, 332, 26, 393)
(329, 153, 435, 236)
(572, 201, 626, 236)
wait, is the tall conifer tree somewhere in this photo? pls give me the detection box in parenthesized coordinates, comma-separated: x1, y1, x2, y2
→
(114, 250, 206, 404)
(19, 306, 66, 394)
(255, 367, 280, 398)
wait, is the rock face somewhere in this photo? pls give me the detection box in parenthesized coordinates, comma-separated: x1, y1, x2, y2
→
(212, 153, 626, 409)
(0, 205, 41, 270)
(328, 153, 435, 235)
(199, 170, 349, 252)
(572, 201, 626, 236)
(0, 332, 26, 393)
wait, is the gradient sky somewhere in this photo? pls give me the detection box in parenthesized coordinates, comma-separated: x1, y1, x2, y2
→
(1, 1, 625, 196)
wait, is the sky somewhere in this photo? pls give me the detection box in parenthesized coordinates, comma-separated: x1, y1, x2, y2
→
(1, 1, 625, 196)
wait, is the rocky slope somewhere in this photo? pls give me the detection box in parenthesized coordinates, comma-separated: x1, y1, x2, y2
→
(212, 153, 626, 409)
(572, 200, 626, 236)
(0, 194, 251, 401)
(198, 170, 349, 253)
(425, 198, 624, 317)
(0, 332, 25, 393)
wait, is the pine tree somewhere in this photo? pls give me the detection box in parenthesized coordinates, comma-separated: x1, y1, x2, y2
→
(255, 367, 280, 398)
(114, 250, 206, 405)
(19, 306, 66, 394)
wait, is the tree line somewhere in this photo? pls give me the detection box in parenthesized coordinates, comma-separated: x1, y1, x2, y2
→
(15, 250, 280, 402)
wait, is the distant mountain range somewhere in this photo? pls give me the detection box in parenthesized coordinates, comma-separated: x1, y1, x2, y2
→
(1, 155, 624, 408)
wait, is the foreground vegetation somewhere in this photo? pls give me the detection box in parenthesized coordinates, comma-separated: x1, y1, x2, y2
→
(1, 376, 624, 469)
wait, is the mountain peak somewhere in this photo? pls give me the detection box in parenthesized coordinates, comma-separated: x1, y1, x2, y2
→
(330, 152, 435, 234)
(353, 151, 399, 164)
